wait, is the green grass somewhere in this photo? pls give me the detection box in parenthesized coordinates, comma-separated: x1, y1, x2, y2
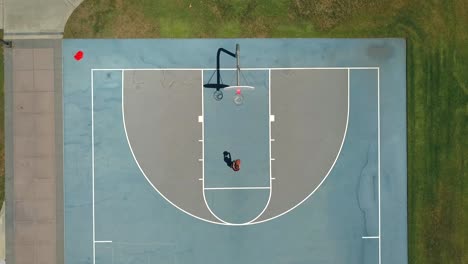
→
(64, 0, 467, 263)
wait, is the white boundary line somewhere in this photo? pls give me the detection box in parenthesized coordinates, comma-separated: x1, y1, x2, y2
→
(92, 67, 379, 71)
(91, 67, 381, 261)
(378, 68, 381, 264)
(95, 240, 113, 243)
(204, 187, 270, 190)
(357, 68, 381, 263)
(91, 70, 96, 264)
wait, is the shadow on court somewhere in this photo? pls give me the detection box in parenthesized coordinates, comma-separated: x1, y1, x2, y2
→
(223, 151, 233, 168)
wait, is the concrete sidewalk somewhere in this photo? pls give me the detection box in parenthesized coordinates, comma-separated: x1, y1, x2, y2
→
(4, 40, 63, 264)
(3, 0, 84, 39)
(0, 202, 5, 262)
(3, 0, 82, 263)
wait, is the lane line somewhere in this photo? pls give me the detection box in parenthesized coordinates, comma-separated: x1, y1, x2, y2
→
(247, 68, 273, 224)
(199, 70, 230, 224)
(204, 187, 270, 190)
(269, 69, 273, 185)
(95, 240, 113, 243)
(362, 236, 379, 239)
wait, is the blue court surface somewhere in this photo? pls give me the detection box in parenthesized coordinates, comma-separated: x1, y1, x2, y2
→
(63, 39, 407, 264)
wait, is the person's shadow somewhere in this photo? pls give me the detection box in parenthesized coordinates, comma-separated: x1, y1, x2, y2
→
(223, 151, 233, 168)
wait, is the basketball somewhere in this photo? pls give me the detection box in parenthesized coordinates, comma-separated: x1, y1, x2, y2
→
(232, 159, 241, 171)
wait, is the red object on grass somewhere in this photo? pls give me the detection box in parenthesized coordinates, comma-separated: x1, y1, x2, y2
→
(74, 50, 84, 61)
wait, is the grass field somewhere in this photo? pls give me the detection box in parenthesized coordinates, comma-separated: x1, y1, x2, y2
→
(64, 1, 468, 263)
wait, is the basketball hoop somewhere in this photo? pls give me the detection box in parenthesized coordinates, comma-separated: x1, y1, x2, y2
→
(233, 93, 244, 105)
(225, 86, 254, 106)
(203, 44, 255, 105)
(213, 90, 223, 101)
(203, 45, 237, 100)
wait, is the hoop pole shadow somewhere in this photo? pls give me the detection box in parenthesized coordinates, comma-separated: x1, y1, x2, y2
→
(204, 45, 238, 90)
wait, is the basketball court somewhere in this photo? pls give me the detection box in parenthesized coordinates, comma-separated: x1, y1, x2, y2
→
(63, 39, 407, 264)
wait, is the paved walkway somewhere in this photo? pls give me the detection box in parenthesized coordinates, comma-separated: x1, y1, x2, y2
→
(0, 202, 5, 261)
(3, 0, 84, 39)
(2, 0, 83, 263)
(4, 40, 63, 264)
(2, 1, 82, 264)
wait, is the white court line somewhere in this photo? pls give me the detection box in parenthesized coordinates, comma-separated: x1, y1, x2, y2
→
(95, 240, 113, 243)
(205, 187, 270, 190)
(199, 70, 230, 225)
(92, 67, 379, 71)
(246, 68, 273, 224)
(362, 236, 379, 239)
(92, 67, 382, 263)
(91, 70, 96, 264)
(377, 68, 381, 264)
